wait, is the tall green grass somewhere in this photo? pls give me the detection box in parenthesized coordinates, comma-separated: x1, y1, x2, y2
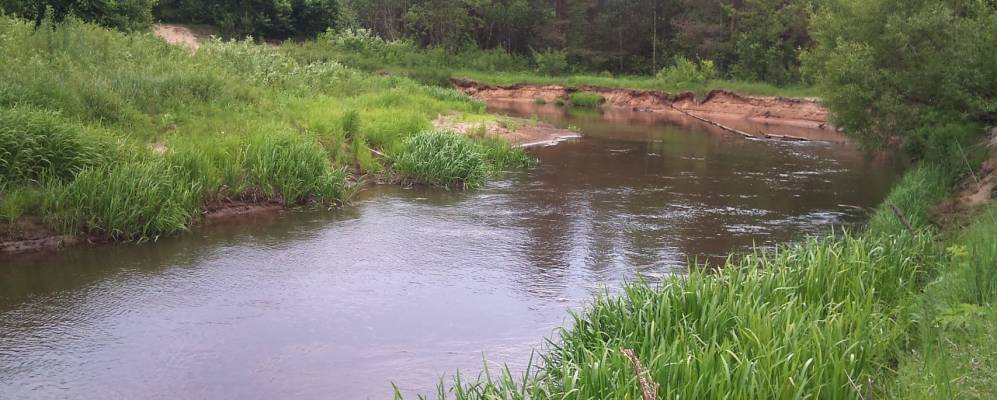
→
(0, 107, 111, 185)
(394, 130, 536, 189)
(454, 71, 819, 98)
(891, 203, 997, 399)
(0, 16, 523, 241)
(568, 92, 604, 108)
(394, 130, 488, 189)
(45, 161, 200, 240)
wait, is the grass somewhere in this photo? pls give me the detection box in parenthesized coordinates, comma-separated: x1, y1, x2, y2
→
(891, 204, 997, 400)
(0, 17, 531, 240)
(454, 70, 819, 98)
(568, 92, 604, 108)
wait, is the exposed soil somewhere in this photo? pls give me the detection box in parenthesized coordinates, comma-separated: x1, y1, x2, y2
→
(0, 201, 290, 255)
(452, 78, 835, 135)
(432, 114, 581, 147)
(934, 129, 997, 226)
(202, 200, 285, 220)
(0, 217, 82, 254)
(152, 24, 217, 50)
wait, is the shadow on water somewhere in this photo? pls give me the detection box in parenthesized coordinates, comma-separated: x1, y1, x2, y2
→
(0, 104, 905, 399)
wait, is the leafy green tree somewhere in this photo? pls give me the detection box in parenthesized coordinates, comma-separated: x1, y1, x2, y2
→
(0, 0, 155, 31)
(721, 0, 813, 83)
(290, 0, 338, 37)
(804, 0, 997, 149)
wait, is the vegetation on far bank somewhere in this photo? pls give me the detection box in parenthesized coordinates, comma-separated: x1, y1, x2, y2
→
(0, 17, 530, 240)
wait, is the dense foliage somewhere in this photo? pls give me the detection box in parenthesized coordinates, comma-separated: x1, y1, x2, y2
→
(804, 0, 997, 151)
(0, 0, 826, 80)
(154, 0, 340, 38)
(335, 0, 818, 80)
(0, 0, 157, 31)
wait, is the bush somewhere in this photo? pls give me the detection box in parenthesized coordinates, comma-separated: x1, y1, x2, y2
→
(656, 56, 717, 86)
(1, 0, 156, 31)
(533, 48, 569, 76)
(154, 0, 337, 39)
(394, 130, 486, 188)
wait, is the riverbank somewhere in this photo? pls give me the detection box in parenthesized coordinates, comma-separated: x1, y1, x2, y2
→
(452, 79, 832, 134)
(413, 131, 996, 399)
(0, 18, 538, 255)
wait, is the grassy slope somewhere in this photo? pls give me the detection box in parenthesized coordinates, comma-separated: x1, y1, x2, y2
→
(411, 159, 995, 399)
(0, 18, 529, 240)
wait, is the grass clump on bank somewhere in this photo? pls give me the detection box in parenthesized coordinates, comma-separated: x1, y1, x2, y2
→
(395, 130, 487, 189)
(568, 92, 604, 108)
(394, 130, 535, 189)
(0, 17, 529, 242)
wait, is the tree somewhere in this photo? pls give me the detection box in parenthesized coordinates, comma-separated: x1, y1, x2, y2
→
(721, 0, 814, 83)
(804, 0, 997, 149)
(0, 0, 156, 31)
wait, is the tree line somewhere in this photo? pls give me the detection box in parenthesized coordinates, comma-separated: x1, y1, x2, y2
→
(336, 0, 816, 82)
(1, 0, 815, 81)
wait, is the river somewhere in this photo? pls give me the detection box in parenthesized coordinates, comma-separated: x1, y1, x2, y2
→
(0, 104, 903, 399)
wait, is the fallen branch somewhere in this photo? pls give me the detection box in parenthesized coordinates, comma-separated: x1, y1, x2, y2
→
(888, 203, 916, 234)
(669, 106, 754, 139)
(621, 348, 659, 400)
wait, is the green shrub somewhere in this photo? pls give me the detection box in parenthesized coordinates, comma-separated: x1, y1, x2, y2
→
(394, 130, 486, 189)
(804, 0, 997, 148)
(533, 48, 569, 76)
(1, 0, 156, 31)
(568, 92, 604, 108)
(656, 56, 716, 86)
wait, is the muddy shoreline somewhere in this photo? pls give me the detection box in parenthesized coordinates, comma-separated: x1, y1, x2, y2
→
(0, 201, 287, 256)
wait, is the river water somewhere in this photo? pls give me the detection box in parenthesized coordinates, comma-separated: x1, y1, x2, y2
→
(0, 104, 903, 399)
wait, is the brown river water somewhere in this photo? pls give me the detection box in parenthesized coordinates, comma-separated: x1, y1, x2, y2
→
(0, 104, 904, 399)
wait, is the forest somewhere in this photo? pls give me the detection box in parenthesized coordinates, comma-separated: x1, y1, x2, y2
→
(2, 0, 815, 81)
